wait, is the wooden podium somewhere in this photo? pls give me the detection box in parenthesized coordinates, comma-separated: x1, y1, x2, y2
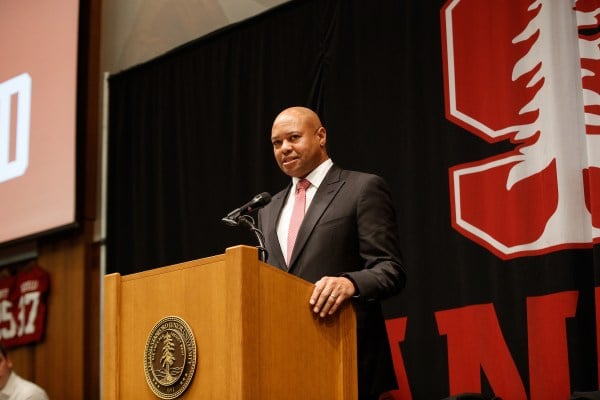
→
(103, 245, 357, 399)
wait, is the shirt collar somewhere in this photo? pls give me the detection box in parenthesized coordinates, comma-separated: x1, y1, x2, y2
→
(292, 159, 333, 190)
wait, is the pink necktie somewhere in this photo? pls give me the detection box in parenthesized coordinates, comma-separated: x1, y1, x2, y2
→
(287, 179, 311, 265)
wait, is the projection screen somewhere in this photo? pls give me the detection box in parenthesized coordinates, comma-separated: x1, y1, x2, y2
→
(0, 0, 80, 244)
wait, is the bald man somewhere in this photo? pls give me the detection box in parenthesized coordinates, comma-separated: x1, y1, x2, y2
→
(258, 106, 406, 400)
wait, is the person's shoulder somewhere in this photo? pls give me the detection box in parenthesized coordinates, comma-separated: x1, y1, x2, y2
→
(12, 373, 48, 400)
(337, 167, 387, 183)
(335, 168, 394, 199)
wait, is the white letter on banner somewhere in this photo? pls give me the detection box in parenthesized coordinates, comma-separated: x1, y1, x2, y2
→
(0, 73, 31, 183)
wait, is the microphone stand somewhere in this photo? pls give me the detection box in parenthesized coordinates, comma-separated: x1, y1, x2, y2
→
(224, 215, 269, 262)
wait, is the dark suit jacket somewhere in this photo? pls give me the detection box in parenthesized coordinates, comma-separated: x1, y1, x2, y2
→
(258, 164, 406, 398)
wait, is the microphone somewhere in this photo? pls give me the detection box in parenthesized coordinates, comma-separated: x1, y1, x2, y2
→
(222, 192, 272, 226)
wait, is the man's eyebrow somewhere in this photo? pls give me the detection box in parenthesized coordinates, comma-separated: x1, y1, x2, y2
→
(273, 130, 301, 138)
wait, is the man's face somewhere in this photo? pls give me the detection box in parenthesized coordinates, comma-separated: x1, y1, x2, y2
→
(271, 113, 327, 178)
(0, 353, 12, 389)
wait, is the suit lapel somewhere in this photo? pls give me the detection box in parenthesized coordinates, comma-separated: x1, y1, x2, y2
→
(265, 185, 289, 270)
(288, 165, 345, 272)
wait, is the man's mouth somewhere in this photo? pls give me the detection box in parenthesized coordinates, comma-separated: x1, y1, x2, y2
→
(282, 157, 298, 166)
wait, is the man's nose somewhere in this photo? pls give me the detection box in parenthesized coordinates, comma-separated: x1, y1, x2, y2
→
(281, 140, 292, 153)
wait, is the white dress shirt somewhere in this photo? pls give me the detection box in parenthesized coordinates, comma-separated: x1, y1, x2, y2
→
(0, 372, 48, 400)
(277, 158, 334, 261)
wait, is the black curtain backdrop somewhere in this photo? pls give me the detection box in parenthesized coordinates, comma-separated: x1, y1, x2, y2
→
(107, 0, 599, 398)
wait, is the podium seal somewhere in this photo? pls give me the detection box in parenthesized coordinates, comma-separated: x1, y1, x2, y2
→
(144, 316, 197, 399)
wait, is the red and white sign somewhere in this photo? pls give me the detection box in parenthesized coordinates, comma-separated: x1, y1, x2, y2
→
(442, 0, 600, 259)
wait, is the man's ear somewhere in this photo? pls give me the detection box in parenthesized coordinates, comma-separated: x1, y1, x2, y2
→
(317, 126, 327, 146)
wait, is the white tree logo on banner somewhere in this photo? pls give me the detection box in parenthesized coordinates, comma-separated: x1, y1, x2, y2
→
(442, 0, 600, 259)
(0, 73, 31, 183)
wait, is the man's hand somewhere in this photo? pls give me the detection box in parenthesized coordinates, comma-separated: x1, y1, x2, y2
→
(309, 276, 356, 317)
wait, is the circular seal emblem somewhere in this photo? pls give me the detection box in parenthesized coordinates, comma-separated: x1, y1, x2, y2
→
(144, 316, 197, 399)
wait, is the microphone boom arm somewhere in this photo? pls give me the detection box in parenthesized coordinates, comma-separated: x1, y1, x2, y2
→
(236, 215, 268, 262)
(221, 192, 272, 262)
